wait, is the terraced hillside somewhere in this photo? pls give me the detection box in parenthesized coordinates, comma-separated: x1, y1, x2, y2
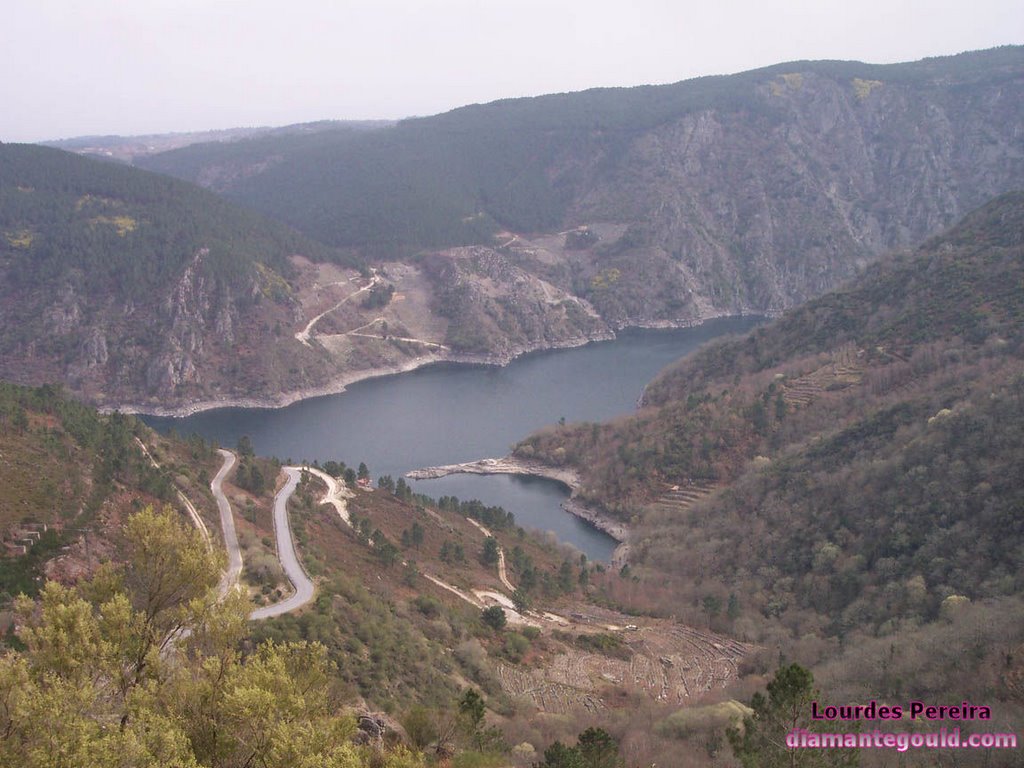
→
(779, 344, 864, 408)
(497, 618, 751, 714)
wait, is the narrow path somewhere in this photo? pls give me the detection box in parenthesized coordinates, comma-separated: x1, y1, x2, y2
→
(426, 517, 544, 625)
(423, 573, 483, 608)
(211, 449, 243, 598)
(421, 570, 539, 627)
(295, 270, 381, 347)
(473, 589, 540, 628)
(319, 315, 449, 350)
(134, 437, 211, 544)
(466, 518, 514, 592)
(230, 464, 564, 630)
(344, 316, 386, 335)
(250, 468, 315, 620)
(347, 331, 449, 349)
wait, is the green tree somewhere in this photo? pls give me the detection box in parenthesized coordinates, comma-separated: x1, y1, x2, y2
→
(702, 594, 722, 621)
(727, 664, 859, 768)
(377, 541, 400, 567)
(481, 536, 499, 566)
(512, 588, 530, 614)
(458, 688, 485, 727)
(539, 741, 585, 768)
(0, 506, 425, 768)
(246, 462, 266, 495)
(558, 560, 575, 593)
(728, 592, 740, 620)
(456, 688, 503, 754)
(481, 606, 507, 631)
(576, 727, 622, 768)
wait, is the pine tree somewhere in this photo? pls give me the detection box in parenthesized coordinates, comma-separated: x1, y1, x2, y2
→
(728, 664, 859, 768)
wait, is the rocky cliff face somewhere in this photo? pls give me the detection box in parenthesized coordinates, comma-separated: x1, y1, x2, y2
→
(138, 49, 1024, 332)
(0, 143, 346, 411)
(562, 67, 1024, 318)
(420, 246, 611, 356)
(19, 247, 305, 407)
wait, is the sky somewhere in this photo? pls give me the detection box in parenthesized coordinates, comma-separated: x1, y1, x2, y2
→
(2, 0, 1021, 143)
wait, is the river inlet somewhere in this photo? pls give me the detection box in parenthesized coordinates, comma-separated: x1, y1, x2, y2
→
(145, 318, 761, 560)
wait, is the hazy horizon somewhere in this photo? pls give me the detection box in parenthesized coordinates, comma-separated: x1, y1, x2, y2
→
(2, 1, 1022, 143)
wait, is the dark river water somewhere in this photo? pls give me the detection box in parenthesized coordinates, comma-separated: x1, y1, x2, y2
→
(145, 317, 760, 560)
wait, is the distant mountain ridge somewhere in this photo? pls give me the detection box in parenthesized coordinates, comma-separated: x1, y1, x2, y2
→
(8, 47, 1024, 411)
(137, 47, 1024, 321)
(41, 119, 392, 165)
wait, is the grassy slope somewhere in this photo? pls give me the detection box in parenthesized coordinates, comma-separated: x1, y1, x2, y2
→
(250, 473, 590, 711)
(0, 382, 222, 600)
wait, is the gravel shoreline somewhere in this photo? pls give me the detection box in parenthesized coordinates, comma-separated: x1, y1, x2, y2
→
(406, 455, 631, 563)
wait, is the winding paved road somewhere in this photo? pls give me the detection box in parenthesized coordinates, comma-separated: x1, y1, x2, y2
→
(249, 467, 315, 620)
(202, 454, 605, 633)
(211, 449, 243, 598)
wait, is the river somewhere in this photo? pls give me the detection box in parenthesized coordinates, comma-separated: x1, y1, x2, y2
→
(145, 317, 761, 560)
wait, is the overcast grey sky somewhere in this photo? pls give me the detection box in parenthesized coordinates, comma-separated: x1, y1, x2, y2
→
(2, 0, 1021, 142)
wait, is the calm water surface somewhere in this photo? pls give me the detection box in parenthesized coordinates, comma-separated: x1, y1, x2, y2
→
(146, 317, 760, 560)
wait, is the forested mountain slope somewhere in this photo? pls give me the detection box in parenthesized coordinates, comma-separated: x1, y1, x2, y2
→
(513, 192, 1024, 641)
(0, 381, 746, 767)
(0, 144, 362, 408)
(505, 194, 1024, 765)
(0, 388, 431, 765)
(140, 47, 1024, 321)
(0, 144, 623, 410)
